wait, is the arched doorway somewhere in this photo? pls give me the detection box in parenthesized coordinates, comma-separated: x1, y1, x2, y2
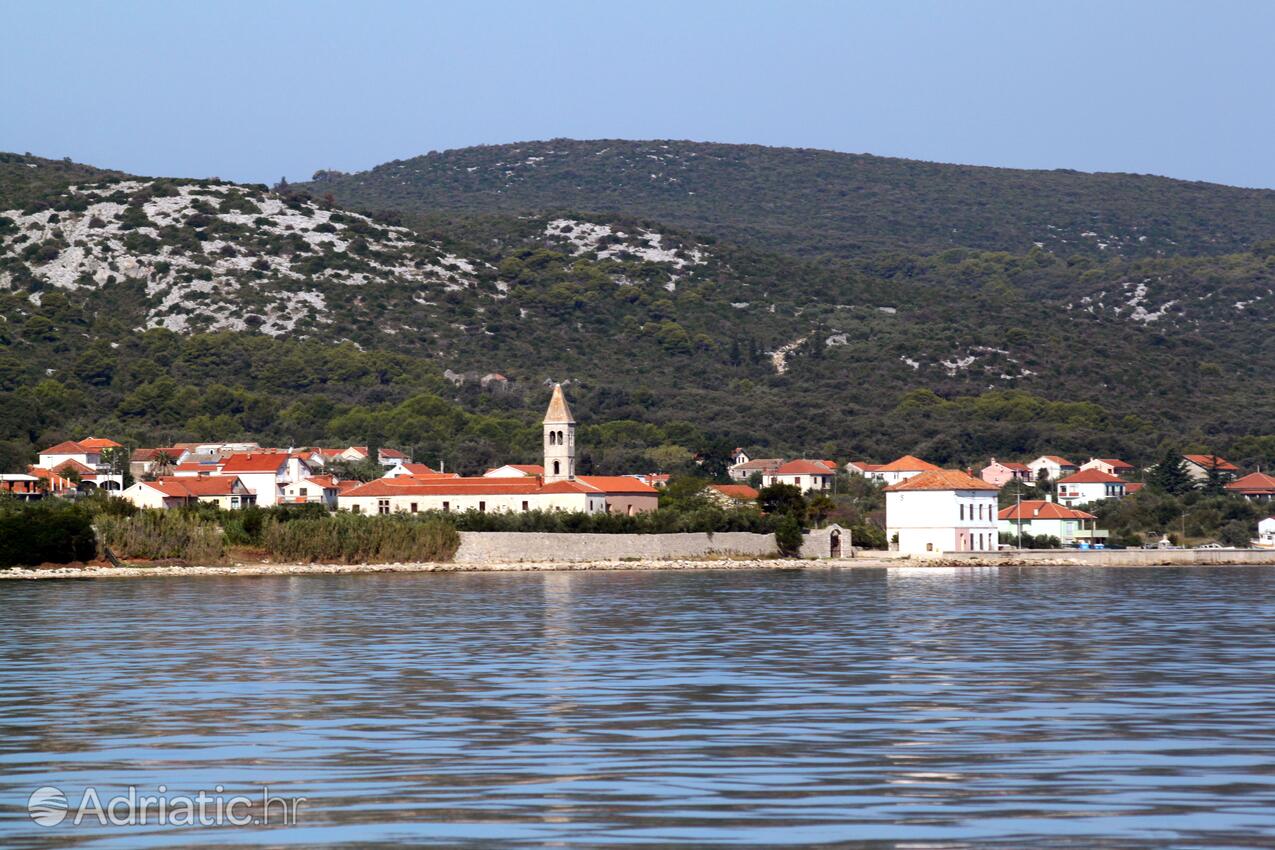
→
(829, 529, 841, 558)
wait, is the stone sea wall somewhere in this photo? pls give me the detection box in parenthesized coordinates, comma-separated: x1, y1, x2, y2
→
(455, 531, 780, 563)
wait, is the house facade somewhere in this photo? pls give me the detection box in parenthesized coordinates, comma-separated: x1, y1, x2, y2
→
(728, 457, 784, 482)
(1027, 455, 1078, 483)
(35, 438, 125, 491)
(980, 458, 1033, 487)
(1056, 469, 1127, 506)
(998, 500, 1106, 546)
(1182, 454, 1240, 483)
(1080, 458, 1135, 477)
(1259, 517, 1275, 548)
(219, 453, 310, 507)
(764, 459, 834, 492)
(868, 455, 941, 486)
(885, 469, 1000, 555)
(1226, 472, 1275, 503)
(120, 476, 255, 510)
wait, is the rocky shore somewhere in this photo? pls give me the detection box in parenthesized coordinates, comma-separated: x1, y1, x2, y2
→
(0, 557, 835, 580)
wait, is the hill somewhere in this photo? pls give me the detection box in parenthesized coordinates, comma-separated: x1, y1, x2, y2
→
(0, 153, 1273, 479)
(298, 139, 1275, 259)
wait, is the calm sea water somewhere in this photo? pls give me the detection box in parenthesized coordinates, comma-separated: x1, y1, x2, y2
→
(2, 566, 1275, 848)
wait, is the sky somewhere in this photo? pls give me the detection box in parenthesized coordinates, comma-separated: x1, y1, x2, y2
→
(3, 0, 1274, 188)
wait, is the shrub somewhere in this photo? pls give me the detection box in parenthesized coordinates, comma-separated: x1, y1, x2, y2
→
(0, 500, 96, 567)
(95, 510, 224, 563)
(260, 513, 459, 563)
(774, 515, 804, 557)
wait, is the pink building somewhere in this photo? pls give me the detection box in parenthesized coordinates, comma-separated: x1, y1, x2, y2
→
(980, 458, 1033, 487)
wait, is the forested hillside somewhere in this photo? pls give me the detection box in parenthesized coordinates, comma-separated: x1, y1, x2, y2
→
(1, 148, 1273, 477)
(299, 139, 1275, 259)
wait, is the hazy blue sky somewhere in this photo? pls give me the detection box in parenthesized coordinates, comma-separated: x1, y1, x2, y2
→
(3, 1, 1273, 187)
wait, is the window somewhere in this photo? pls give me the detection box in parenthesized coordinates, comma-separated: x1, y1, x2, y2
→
(522, 501, 529, 512)
(351, 504, 361, 514)
(977, 504, 983, 520)
(410, 502, 418, 513)
(479, 501, 486, 513)
(442, 501, 449, 512)
(553, 461, 560, 476)
(549, 432, 556, 446)
(299, 487, 307, 498)
(960, 504, 965, 521)
(378, 499, 390, 515)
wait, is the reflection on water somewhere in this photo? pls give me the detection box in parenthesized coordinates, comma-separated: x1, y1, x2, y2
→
(2, 566, 1275, 847)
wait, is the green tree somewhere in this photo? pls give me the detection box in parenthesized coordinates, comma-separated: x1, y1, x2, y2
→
(758, 483, 807, 524)
(774, 515, 804, 557)
(1148, 450, 1194, 496)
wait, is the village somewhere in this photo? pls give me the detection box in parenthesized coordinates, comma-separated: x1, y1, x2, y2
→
(2, 384, 1273, 556)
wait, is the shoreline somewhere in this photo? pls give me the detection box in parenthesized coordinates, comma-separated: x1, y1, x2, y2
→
(3, 554, 1275, 580)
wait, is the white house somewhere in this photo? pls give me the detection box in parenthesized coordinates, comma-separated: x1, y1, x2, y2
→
(281, 475, 341, 508)
(728, 457, 784, 482)
(1258, 517, 1275, 548)
(338, 446, 408, 468)
(885, 469, 1000, 555)
(1079, 457, 1135, 477)
(1182, 454, 1240, 483)
(1026, 455, 1079, 483)
(120, 476, 255, 510)
(868, 455, 941, 486)
(35, 438, 125, 491)
(1056, 469, 1128, 507)
(764, 459, 834, 492)
(219, 453, 310, 507)
(998, 500, 1106, 546)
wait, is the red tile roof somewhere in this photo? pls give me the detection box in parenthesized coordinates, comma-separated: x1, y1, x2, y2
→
(994, 460, 1032, 471)
(221, 453, 291, 473)
(710, 483, 760, 501)
(1125, 482, 1145, 494)
(577, 475, 660, 495)
(399, 463, 440, 475)
(884, 469, 999, 492)
(1184, 454, 1240, 472)
(40, 440, 88, 455)
(1093, 458, 1134, 469)
(304, 475, 339, 489)
(773, 459, 836, 476)
(1226, 472, 1275, 494)
(147, 476, 245, 498)
(80, 437, 123, 449)
(1060, 469, 1126, 484)
(1039, 455, 1076, 466)
(132, 447, 184, 462)
(49, 459, 96, 475)
(999, 500, 1097, 521)
(876, 455, 941, 473)
(847, 461, 882, 472)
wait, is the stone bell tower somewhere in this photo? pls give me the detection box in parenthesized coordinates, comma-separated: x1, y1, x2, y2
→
(543, 383, 576, 483)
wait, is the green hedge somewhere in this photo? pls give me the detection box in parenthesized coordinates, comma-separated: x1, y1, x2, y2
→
(0, 500, 96, 567)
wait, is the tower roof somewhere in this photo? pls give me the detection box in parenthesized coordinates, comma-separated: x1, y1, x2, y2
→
(543, 383, 575, 424)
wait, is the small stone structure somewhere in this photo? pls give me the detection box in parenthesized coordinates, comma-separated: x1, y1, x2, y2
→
(800, 524, 851, 559)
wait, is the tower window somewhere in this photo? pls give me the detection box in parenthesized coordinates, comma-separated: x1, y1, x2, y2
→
(553, 461, 560, 476)
(549, 432, 556, 446)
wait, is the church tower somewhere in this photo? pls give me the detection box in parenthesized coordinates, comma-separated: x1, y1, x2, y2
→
(543, 383, 576, 483)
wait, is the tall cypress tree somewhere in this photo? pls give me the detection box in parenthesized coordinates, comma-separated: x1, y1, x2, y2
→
(1149, 450, 1194, 496)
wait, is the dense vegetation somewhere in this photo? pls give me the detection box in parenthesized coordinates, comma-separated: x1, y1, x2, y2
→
(0, 499, 96, 566)
(299, 139, 1275, 259)
(1, 146, 1273, 484)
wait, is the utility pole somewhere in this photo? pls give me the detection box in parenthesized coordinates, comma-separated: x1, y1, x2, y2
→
(1016, 489, 1023, 550)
